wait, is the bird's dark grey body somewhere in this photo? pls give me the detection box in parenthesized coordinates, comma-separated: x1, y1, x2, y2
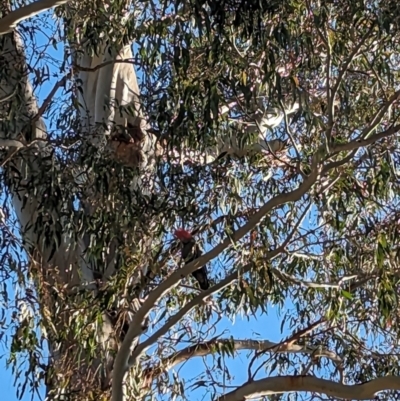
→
(180, 237, 210, 290)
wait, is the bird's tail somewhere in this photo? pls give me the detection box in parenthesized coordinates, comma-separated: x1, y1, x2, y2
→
(192, 268, 210, 290)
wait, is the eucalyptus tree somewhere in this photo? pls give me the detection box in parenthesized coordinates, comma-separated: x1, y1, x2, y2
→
(1, 1, 400, 401)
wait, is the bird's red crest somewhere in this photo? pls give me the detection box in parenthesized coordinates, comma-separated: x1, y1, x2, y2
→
(174, 228, 193, 240)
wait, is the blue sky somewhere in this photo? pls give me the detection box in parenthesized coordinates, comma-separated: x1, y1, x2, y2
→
(0, 9, 294, 401)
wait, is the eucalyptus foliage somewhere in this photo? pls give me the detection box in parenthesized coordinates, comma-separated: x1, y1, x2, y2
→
(1, 0, 400, 400)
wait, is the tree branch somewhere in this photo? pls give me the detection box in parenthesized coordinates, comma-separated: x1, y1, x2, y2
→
(142, 339, 342, 386)
(112, 172, 320, 401)
(33, 74, 70, 122)
(272, 268, 341, 289)
(218, 375, 400, 401)
(0, 137, 32, 148)
(357, 91, 400, 140)
(163, 138, 289, 166)
(128, 261, 257, 365)
(137, 200, 319, 380)
(111, 262, 249, 401)
(0, 0, 69, 35)
(113, 165, 320, 382)
(331, 124, 400, 155)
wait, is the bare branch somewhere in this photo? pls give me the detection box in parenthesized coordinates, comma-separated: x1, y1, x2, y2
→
(323, 148, 358, 173)
(357, 90, 400, 138)
(331, 124, 400, 155)
(163, 138, 289, 166)
(130, 215, 313, 364)
(129, 224, 300, 365)
(272, 268, 341, 289)
(320, 121, 400, 174)
(33, 74, 70, 122)
(142, 339, 342, 386)
(115, 164, 320, 371)
(128, 261, 257, 365)
(112, 176, 322, 401)
(0, 0, 69, 35)
(111, 262, 254, 401)
(218, 375, 400, 401)
(75, 58, 136, 72)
